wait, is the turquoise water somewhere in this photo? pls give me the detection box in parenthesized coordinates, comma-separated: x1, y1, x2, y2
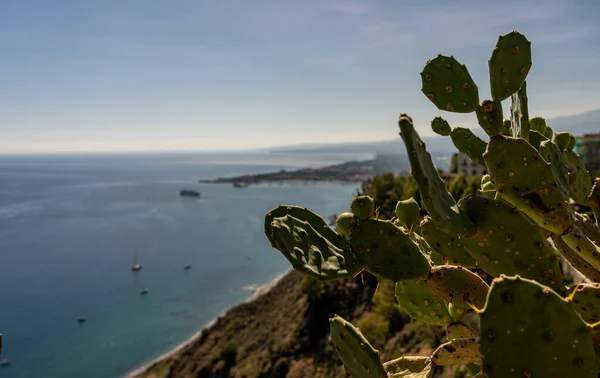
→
(0, 152, 367, 378)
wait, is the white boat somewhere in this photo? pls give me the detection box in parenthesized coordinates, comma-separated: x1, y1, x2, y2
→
(140, 288, 149, 295)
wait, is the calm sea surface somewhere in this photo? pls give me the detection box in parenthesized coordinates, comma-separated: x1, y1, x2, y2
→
(0, 151, 370, 378)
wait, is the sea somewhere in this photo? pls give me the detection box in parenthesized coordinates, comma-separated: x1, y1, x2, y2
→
(0, 151, 372, 378)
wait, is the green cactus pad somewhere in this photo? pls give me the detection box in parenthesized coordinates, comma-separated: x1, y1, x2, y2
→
(544, 125, 554, 139)
(395, 279, 452, 326)
(426, 265, 489, 309)
(475, 99, 503, 137)
(484, 135, 573, 234)
(539, 140, 571, 199)
(568, 283, 600, 324)
(265, 205, 345, 249)
(450, 127, 487, 166)
(421, 55, 479, 113)
(529, 117, 547, 134)
(563, 150, 592, 204)
(336, 212, 356, 235)
(419, 216, 477, 268)
(351, 195, 375, 220)
(561, 226, 600, 272)
(554, 132, 573, 151)
(431, 337, 481, 366)
(383, 356, 433, 378)
(329, 315, 387, 378)
(395, 198, 421, 231)
(489, 31, 532, 101)
(410, 232, 445, 266)
(553, 236, 600, 283)
(458, 194, 564, 292)
(270, 215, 361, 280)
(501, 119, 511, 136)
(398, 114, 474, 236)
(446, 322, 478, 341)
(518, 81, 530, 139)
(568, 134, 577, 151)
(575, 212, 600, 246)
(479, 276, 596, 378)
(431, 117, 451, 136)
(350, 218, 431, 281)
(586, 178, 600, 208)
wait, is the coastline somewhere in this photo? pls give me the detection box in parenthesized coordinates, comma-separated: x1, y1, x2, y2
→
(125, 270, 290, 378)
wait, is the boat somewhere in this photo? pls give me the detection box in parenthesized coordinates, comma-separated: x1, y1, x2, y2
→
(0, 360, 10, 367)
(132, 249, 142, 271)
(232, 182, 247, 188)
(140, 288, 149, 295)
(184, 263, 192, 270)
(76, 316, 87, 323)
(179, 189, 201, 197)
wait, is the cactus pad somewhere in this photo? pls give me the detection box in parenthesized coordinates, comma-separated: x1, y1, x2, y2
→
(395, 198, 421, 231)
(398, 114, 474, 236)
(350, 218, 430, 281)
(501, 119, 511, 136)
(530, 117, 547, 134)
(561, 226, 600, 272)
(553, 236, 600, 283)
(421, 55, 479, 113)
(431, 117, 451, 136)
(484, 135, 573, 234)
(554, 132, 573, 151)
(447, 303, 466, 322)
(395, 279, 452, 326)
(458, 194, 564, 292)
(475, 99, 503, 137)
(383, 356, 434, 378)
(270, 215, 361, 280)
(431, 337, 481, 366)
(539, 140, 571, 199)
(568, 283, 600, 324)
(351, 195, 375, 220)
(586, 178, 600, 208)
(479, 276, 596, 378)
(563, 149, 592, 204)
(450, 127, 487, 166)
(336, 212, 356, 235)
(426, 265, 489, 309)
(446, 322, 478, 341)
(329, 315, 387, 378)
(419, 216, 476, 268)
(265, 205, 345, 249)
(489, 31, 532, 101)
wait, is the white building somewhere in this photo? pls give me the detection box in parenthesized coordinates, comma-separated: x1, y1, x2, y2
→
(458, 152, 488, 179)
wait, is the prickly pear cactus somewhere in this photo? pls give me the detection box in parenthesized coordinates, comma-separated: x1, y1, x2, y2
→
(264, 30, 600, 378)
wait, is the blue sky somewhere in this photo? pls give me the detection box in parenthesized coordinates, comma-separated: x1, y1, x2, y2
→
(1, 0, 599, 153)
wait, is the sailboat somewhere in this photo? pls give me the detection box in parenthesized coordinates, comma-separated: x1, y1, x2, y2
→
(131, 249, 142, 271)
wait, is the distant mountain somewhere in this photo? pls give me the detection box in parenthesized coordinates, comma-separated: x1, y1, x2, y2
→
(547, 109, 600, 135)
(271, 109, 600, 156)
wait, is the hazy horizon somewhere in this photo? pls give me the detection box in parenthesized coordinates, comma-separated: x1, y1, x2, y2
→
(2, 1, 600, 154)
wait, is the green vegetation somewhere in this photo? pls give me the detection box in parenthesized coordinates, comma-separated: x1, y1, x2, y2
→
(265, 31, 600, 378)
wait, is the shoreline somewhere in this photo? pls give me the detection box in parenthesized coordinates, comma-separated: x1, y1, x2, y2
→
(125, 271, 290, 378)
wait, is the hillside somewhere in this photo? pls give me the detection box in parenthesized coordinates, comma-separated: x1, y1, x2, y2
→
(137, 270, 470, 378)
